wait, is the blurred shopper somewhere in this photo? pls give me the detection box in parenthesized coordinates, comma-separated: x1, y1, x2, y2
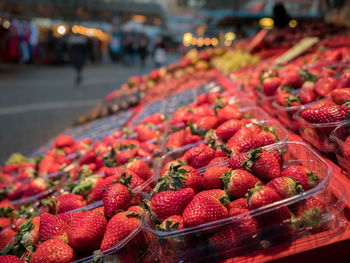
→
(123, 36, 134, 66)
(109, 32, 122, 63)
(273, 3, 291, 28)
(138, 37, 148, 67)
(154, 38, 166, 68)
(67, 32, 88, 85)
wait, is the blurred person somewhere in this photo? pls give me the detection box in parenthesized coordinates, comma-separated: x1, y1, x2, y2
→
(109, 32, 122, 63)
(138, 37, 148, 67)
(273, 3, 291, 28)
(123, 36, 134, 66)
(29, 22, 39, 63)
(154, 38, 166, 68)
(67, 32, 88, 85)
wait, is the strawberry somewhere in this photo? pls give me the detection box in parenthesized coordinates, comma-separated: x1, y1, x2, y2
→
(266, 176, 303, 198)
(182, 195, 228, 227)
(227, 197, 248, 210)
(24, 216, 40, 246)
(183, 143, 215, 169)
(299, 88, 317, 104)
(104, 166, 124, 178)
(209, 227, 237, 252)
(23, 178, 52, 197)
(125, 159, 152, 181)
(136, 125, 158, 142)
(217, 104, 242, 124)
(116, 148, 138, 165)
(281, 69, 303, 88)
(249, 150, 282, 180)
(313, 77, 338, 97)
(195, 189, 228, 199)
(55, 135, 75, 148)
(203, 166, 230, 189)
(103, 179, 131, 218)
(150, 188, 194, 221)
(196, 116, 219, 130)
(331, 88, 350, 105)
(262, 77, 281, 96)
(247, 183, 291, 225)
(208, 156, 228, 165)
(141, 113, 164, 125)
(39, 213, 68, 241)
(100, 211, 140, 251)
(0, 255, 22, 263)
(0, 229, 16, 250)
(158, 215, 184, 232)
(226, 127, 259, 154)
(67, 211, 107, 253)
(49, 194, 85, 214)
(221, 169, 262, 198)
(281, 165, 319, 191)
(337, 70, 350, 89)
(57, 212, 80, 224)
(0, 218, 11, 230)
(215, 119, 244, 141)
(277, 93, 301, 107)
(229, 208, 259, 236)
(255, 127, 279, 148)
(166, 129, 187, 150)
(228, 153, 248, 170)
(29, 238, 75, 263)
(195, 94, 208, 105)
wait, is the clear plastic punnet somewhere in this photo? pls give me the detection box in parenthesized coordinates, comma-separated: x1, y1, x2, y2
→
(257, 92, 277, 117)
(330, 122, 350, 175)
(294, 108, 350, 153)
(143, 141, 346, 263)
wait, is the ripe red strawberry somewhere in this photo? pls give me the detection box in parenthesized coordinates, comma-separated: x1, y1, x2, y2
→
(266, 176, 303, 198)
(136, 125, 158, 142)
(116, 148, 138, 165)
(183, 195, 228, 227)
(55, 135, 74, 148)
(183, 143, 215, 169)
(331, 88, 350, 105)
(281, 165, 319, 191)
(39, 212, 68, 241)
(141, 113, 164, 125)
(158, 215, 184, 232)
(313, 77, 338, 97)
(0, 218, 11, 230)
(217, 104, 242, 123)
(170, 108, 191, 125)
(103, 181, 131, 218)
(50, 193, 85, 214)
(262, 77, 281, 96)
(227, 197, 248, 210)
(195, 94, 208, 105)
(140, 142, 158, 153)
(301, 102, 349, 123)
(208, 156, 228, 165)
(226, 127, 260, 154)
(247, 183, 291, 225)
(0, 229, 16, 250)
(126, 159, 152, 181)
(23, 178, 52, 197)
(100, 211, 140, 251)
(67, 211, 107, 253)
(195, 189, 228, 199)
(255, 128, 278, 148)
(150, 188, 194, 221)
(0, 255, 22, 263)
(229, 208, 259, 236)
(29, 238, 75, 263)
(166, 129, 187, 150)
(57, 212, 80, 224)
(299, 88, 317, 104)
(196, 116, 219, 130)
(215, 119, 244, 141)
(25, 216, 40, 246)
(221, 169, 262, 198)
(209, 227, 237, 252)
(203, 166, 230, 189)
(90, 174, 122, 202)
(277, 93, 301, 107)
(104, 166, 124, 178)
(337, 70, 350, 89)
(228, 153, 248, 170)
(281, 69, 303, 88)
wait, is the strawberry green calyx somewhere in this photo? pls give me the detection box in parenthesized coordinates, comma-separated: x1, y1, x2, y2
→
(246, 182, 264, 207)
(69, 174, 100, 195)
(307, 172, 319, 188)
(153, 163, 188, 193)
(298, 69, 318, 83)
(285, 95, 301, 107)
(125, 211, 140, 218)
(263, 126, 279, 142)
(102, 147, 118, 167)
(343, 99, 350, 108)
(218, 196, 231, 205)
(78, 165, 94, 178)
(188, 123, 209, 139)
(241, 148, 263, 173)
(16, 203, 35, 220)
(220, 169, 232, 188)
(117, 173, 133, 189)
(292, 208, 323, 228)
(157, 220, 180, 232)
(213, 97, 225, 114)
(278, 84, 293, 93)
(0, 206, 14, 219)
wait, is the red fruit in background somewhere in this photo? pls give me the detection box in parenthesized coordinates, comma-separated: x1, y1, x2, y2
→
(0, 217, 11, 230)
(55, 135, 74, 148)
(319, 68, 336, 78)
(183, 143, 215, 168)
(209, 227, 237, 252)
(79, 151, 96, 166)
(221, 169, 262, 198)
(196, 116, 219, 130)
(337, 70, 350, 89)
(0, 255, 22, 263)
(150, 188, 194, 221)
(183, 195, 228, 228)
(266, 176, 303, 198)
(116, 148, 138, 164)
(277, 93, 300, 107)
(158, 215, 184, 231)
(229, 208, 259, 236)
(208, 156, 228, 165)
(103, 182, 131, 218)
(141, 113, 164, 125)
(216, 119, 244, 141)
(313, 77, 338, 97)
(301, 102, 349, 123)
(51, 193, 85, 214)
(281, 69, 303, 88)
(262, 77, 281, 96)
(227, 197, 248, 210)
(104, 166, 124, 178)
(217, 104, 242, 124)
(196, 189, 228, 199)
(331, 88, 350, 105)
(39, 212, 68, 241)
(255, 128, 278, 148)
(126, 159, 152, 181)
(23, 178, 51, 197)
(136, 125, 158, 142)
(67, 211, 107, 253)
(281, 165, 319, 191)
(100, 211, 140, 251)
(140, 142, 158, 153)
(299, 88, 317, 104)
(0, 229, 16, 250)
(196, 94, 208, 105)
(227, 127, 260, 154)
(203, 166, 230, 189)
(166, 129, 187, 150)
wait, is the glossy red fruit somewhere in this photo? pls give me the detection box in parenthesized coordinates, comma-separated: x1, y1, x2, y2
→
(51, 194, 85, 214)
(229, 208, 259, 236)
(158, 215, 184, 232)
(249, 150, 282, 181)
(183, 143, 215, 169)
(266, 176, 303, 198)
(55, 135, 75, 148)
(39, 213, 68, 241)
(313, 77, 338, 97)
(281, 165, 319, 191)
(203, 166, 230, 189)
(141, 113, 164, 125)
(150, 188, 194, 221)
(29, 238, 75, 263)
(215, 119, 244, 141)
(226, 127, 259, 154)
(330, 88, 350, 105)
(227, 198, 248, 210)
(0, 255, 22, 263)
(217, 104, 242, 124)
(337, 70, 350, 89)
(126, 159, 152, 181)
(208, 156, 229, 165)
(299, 88, 317, 104)
(0, 229, 16, 250)
(209, 227, 237, 252)
(262, 77, 281, 96)
(103, 182, 131, 218)
(301, 101, 349, 123)
(196, 116, 219, 130)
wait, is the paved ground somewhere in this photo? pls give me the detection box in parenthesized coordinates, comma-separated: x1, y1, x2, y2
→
(0, 56, 177, 163)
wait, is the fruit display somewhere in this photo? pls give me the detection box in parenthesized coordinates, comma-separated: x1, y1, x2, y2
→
(2, 27, 350, 262)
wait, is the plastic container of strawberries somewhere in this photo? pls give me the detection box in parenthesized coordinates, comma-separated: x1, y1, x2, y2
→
(294, 108, 350, 153)
(256, 91, 277, 117)
(142, 141, 346, 263)
(330, 122, 350, 175)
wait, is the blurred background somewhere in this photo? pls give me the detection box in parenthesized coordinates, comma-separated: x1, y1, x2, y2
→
(0, 0, 349, 162)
